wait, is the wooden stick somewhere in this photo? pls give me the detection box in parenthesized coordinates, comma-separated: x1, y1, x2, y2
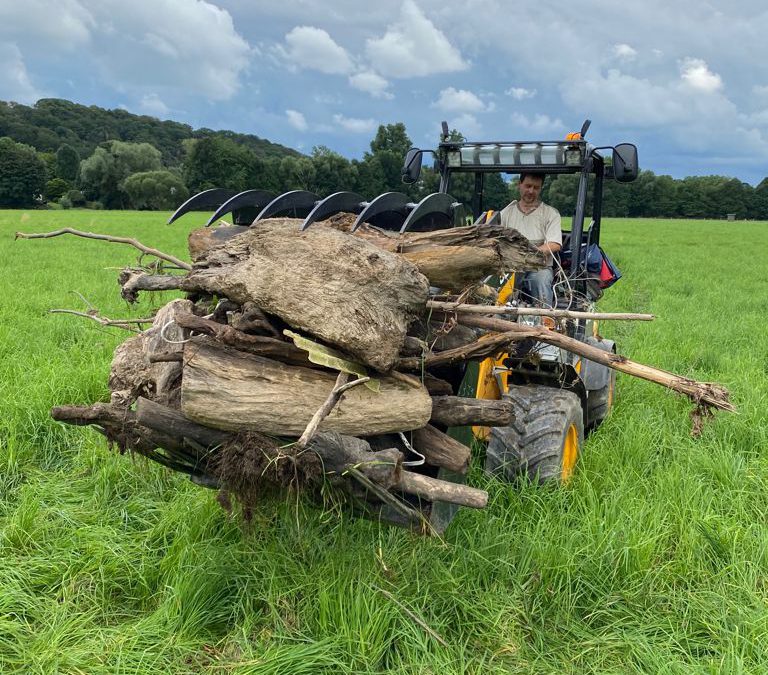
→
(296, 372, 371, 448)
(48, 309, 154, 332)
(15, 228, 192, 271)
(454, 314, 735, 412)
(409, 424, 471, 473)
(428, 300, 655, 321)
(397, 471, 488, 509)
(397, 329, 537, 371)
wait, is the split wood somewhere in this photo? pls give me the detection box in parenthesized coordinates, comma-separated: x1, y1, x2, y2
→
(427, 300, 655, 321)
(15, 228, 192, 271)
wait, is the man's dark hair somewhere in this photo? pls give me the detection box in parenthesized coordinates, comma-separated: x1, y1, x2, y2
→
(519, 172, 545, 184)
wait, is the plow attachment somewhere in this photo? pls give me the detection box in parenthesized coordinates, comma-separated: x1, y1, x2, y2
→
(170, 188, 465, 233)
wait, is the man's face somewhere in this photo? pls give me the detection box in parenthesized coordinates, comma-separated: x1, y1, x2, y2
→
(518, 175, 543, 205)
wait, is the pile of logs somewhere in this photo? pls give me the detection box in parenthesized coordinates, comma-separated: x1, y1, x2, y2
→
(18, 215, 734, 533)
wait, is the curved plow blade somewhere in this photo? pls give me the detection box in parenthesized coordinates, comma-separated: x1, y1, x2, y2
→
(301, 192, 367, 231)
(205, 189, 276, 226)
(352, 192, 412, 232)
(168, 188, 239, 224)
(253, 190, 321, 224)
(399, 193, 463, 233)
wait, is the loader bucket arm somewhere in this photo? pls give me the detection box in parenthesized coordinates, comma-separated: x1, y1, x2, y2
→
(168, 188, 238, 224)
(352, 192, 412, 232)
(252, 190, 321, 224)
(205, 190, 277, 226)
(399, 192, 462, 233)
(301, 192, 367, 230)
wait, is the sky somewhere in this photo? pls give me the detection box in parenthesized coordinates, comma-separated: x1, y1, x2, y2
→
(2, 0, 768, 184)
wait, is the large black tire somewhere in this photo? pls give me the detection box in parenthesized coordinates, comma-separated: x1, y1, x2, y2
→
(485, 385, 584, 483)
(586, 368, 616, 430)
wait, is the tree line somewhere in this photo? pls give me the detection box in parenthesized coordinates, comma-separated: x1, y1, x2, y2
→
(1, 98, 767, 219)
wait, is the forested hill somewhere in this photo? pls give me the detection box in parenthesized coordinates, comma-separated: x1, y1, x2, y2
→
(0, 98, 301, 165)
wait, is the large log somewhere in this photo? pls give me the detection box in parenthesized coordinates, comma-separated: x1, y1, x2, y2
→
(181, 219, 430, 372)
(187, 220, 546, 292)
(181, 337, 433, 436)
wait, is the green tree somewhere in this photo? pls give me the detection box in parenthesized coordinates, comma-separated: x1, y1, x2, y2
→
(0, 137, 47, 207)
(56, 143, 80, 182)
(123, 170, 188, 210)
(363, 123, 414, 194)
(308, 146, 359, 196)
(44, 177, 71, 201)
(79, 140, 162, 208)
(182, 136, 263, 194)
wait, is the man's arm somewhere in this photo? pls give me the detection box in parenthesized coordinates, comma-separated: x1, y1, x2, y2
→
(539, 206, 563, 253)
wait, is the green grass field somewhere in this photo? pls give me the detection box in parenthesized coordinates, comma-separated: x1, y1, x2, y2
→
(1, 209, 767, 674)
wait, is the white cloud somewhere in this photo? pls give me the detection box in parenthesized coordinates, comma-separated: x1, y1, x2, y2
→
(0, 43, 43, 104)
(433, 87, 489, 113)
(0, 0, 94, 48)
(278, 26, 354, 74)
(680, 57, 722, 93)
(286, 109, 308, 131)
(348, 70, 393, 99)
(333, 113, 376, 133)
(505, 87, 536, 101)
(0, 1, 252, 101)
(139, 93, 170, 117)
(613, 43, 637, 60)
(510, 112, 565, 136)
(365, 0, 467, 78)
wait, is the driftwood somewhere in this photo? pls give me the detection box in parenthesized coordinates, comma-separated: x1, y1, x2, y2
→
(453, 314, 734, 412)
(409, 424, 471, 473)
(397, 329, 538, 371)
(430, 396, 514, 427)
(187, 221, 546, 291)
(109, 299, 193, 408)
(427, 300, 655, 322)
(181, 337, 433, 436)
(173, 311, 313, 367)
(179, 220, 430, 371)
(52, 400, 487, 509)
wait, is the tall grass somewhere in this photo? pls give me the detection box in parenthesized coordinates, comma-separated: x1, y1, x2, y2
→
(1, 209, 767, 673)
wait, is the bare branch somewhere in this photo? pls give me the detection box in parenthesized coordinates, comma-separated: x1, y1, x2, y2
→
(428, 300, 655, 321)
(48, 309, 154, 332)
(296, 372, 371, 448)
(15, 227, 192, 271)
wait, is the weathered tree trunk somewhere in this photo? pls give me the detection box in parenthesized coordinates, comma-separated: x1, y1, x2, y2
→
(430, 396, 514, 427)
(181, 337, 433, 436)
(109, 299, 193, 408)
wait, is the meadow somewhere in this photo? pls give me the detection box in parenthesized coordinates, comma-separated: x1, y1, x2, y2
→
(1, 209, 767, 674)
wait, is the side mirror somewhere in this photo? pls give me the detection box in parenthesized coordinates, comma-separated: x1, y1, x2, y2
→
(613, 143, 638, 183)
(402, 148, 423, 184)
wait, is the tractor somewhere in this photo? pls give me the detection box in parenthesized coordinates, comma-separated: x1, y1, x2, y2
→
(168, 119, 638, 531)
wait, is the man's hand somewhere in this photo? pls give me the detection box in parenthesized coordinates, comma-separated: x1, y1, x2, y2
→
(537, 242, 562, 254)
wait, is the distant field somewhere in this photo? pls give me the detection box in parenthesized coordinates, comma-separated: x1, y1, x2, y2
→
(1, 209, 768, 673)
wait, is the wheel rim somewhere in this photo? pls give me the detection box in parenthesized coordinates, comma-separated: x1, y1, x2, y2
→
(561, 424, 579, 481)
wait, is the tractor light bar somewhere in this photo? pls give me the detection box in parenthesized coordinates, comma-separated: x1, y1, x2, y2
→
(454, 142, 584, 168)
